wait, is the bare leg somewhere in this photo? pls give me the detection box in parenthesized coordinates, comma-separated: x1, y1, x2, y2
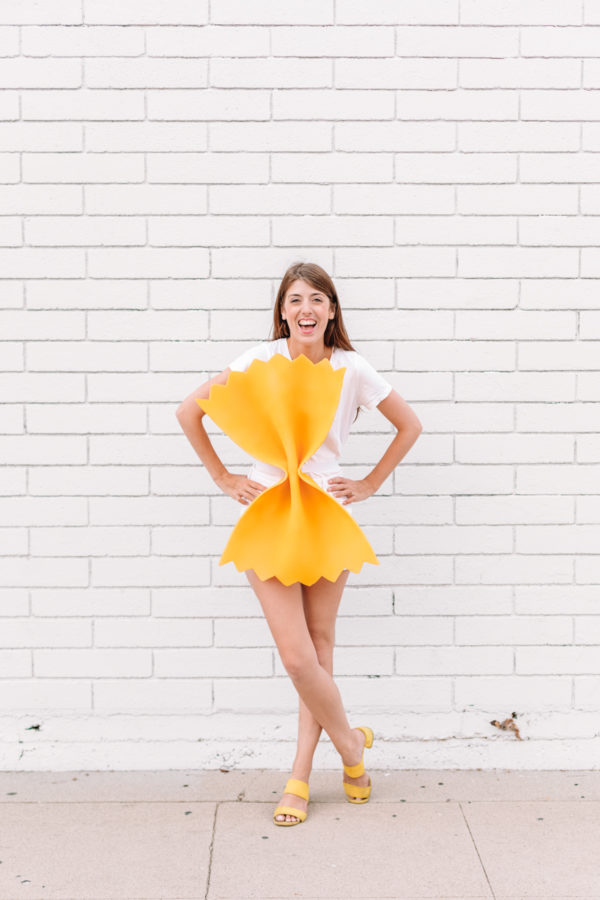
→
(278, 573, 348, 821)
(301, 573, 370, 804)
(245, 569, 370, 822)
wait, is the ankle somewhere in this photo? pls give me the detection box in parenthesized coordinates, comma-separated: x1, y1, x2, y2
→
(340, 727, 364, 766)
(289, 767, 311, 783)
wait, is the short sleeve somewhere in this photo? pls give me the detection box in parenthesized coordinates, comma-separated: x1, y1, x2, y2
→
(227, 342, 272, 373)
(353, 352, 393, 411)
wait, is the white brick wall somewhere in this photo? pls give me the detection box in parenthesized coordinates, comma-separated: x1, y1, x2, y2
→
(1, 0, 599, 771)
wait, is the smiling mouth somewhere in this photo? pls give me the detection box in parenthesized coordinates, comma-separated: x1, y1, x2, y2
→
(298, 319, 317, 333)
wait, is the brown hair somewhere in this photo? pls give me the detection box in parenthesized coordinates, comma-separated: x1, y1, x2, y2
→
(271, 262, 355, 351)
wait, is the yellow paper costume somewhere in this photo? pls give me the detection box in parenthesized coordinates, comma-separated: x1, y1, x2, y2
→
(196, 352, 379, 586)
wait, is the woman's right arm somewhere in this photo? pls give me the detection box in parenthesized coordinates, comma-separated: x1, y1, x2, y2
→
(175, 368, 265, 506)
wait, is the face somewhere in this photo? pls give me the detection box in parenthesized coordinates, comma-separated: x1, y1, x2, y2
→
(280, 279, 335, 344)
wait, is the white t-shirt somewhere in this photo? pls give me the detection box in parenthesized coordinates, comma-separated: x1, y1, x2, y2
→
(226, 337, 393, 486)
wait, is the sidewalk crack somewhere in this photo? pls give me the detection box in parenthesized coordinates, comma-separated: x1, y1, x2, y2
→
(459, 801, 496, 900)
(204, 801, 218, 900)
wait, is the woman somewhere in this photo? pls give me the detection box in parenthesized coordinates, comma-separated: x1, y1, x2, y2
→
(175, 262, 422, 826)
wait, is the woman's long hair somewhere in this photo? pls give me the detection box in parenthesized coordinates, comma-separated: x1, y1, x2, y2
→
(271, 262, 355, 351)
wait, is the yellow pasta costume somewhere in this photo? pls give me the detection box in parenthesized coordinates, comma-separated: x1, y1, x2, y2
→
(196, 352, 379, 586)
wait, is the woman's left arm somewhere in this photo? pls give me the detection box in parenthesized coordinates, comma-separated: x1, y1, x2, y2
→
(327, 389, 423, 504)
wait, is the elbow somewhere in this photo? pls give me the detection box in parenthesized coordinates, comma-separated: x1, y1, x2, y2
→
(412, 410, 424, 433)
(176, 400, 203, 421)
(175, 402, 192, 420)
(397, 419, 422, 441)
(400, 417, 422, 436)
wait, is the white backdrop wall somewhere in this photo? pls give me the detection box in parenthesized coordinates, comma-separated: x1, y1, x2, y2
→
(1, 0, 600, 771)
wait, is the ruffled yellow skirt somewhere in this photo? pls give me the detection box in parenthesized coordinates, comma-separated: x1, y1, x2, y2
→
(196, 352, 379, 586)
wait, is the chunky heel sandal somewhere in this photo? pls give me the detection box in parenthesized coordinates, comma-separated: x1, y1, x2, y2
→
(273, 777, 309, 826)
(343, 725, 373, 804)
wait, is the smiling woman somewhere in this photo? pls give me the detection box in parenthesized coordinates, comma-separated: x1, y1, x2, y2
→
(286, 289, 328, 335)
(175, 261, 423, 827)
(274, 268, 355, 359)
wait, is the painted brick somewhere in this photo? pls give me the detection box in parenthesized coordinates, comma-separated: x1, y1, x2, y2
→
(1, 4, 598, 771)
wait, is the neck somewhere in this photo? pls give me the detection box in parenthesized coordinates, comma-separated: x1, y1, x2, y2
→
(285, 337, 332, 364)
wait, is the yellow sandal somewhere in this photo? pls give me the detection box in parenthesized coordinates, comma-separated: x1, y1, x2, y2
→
(342, 725, 373, 804)
(273, 777, 309, 826)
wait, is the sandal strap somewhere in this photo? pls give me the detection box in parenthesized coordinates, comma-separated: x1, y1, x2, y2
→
(343, 759, 365, 778)
(284, 777, 309, 800)
(273, 804, 307, 821)
(343, 725, 373, 778)
(357, 725, 373, 747)
(343, 780, 371, 799)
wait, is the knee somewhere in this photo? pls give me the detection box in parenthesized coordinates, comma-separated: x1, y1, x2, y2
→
(280, 647, 319, 681)
(309, 629, 335, 662)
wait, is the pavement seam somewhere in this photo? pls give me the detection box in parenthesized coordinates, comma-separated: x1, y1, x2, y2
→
(204, 800, 218, 900)
(459, 800, 497, 900)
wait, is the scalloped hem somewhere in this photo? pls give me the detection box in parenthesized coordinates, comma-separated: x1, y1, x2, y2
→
(223, 556, 378, 588)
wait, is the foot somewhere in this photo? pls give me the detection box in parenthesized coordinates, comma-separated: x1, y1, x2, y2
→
(274, 778, 308, 824)
(342, 727, 370, 800)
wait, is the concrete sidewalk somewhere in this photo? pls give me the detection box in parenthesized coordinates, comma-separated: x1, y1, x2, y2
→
(0, 768, 599, 899)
